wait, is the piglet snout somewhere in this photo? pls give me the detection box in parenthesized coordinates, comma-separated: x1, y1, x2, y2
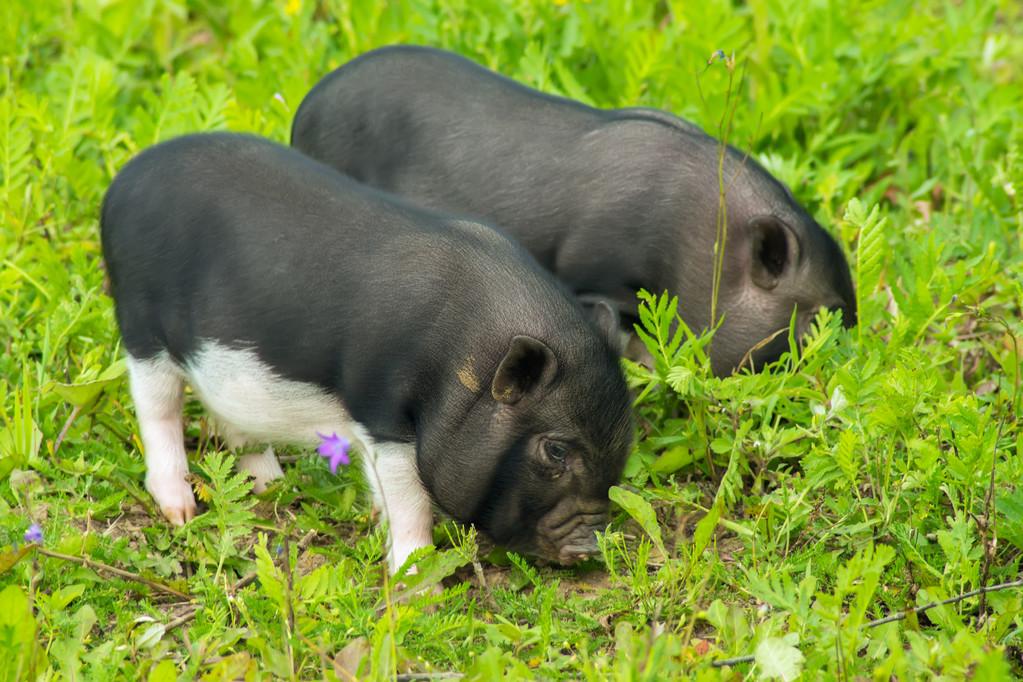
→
(536, 498, 609, 565)
(556, 532, 602, 565)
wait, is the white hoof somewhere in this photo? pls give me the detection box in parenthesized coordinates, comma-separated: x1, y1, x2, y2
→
(146, 475, 197, 525)
(237, 446, 285, 493)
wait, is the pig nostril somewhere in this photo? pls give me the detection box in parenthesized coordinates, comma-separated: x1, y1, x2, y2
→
(558, 546, 598, 565)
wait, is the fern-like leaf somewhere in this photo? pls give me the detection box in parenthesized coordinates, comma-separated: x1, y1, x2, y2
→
(132, 72, 200, 146)
(199, 83, 232, 132)
(834, 428, 859, 489)
(747, 570, 801, 613)
(622, 31, 662, 105)
(0, 96, 33, 225)
(846, 198, 886, 343)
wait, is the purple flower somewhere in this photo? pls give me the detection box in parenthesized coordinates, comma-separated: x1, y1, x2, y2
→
(24, 523, 42, 544)
(317, 432, 351, 474)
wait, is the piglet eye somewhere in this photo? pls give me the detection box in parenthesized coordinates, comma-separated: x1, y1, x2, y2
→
(543, 439, 568, 465)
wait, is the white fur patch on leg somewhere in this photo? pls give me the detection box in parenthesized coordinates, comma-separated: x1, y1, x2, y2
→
(237, 446, 285, 493)
(363, 442, 435, 574)
(181, 342, 365, 497)
(128, 353, 196, 525)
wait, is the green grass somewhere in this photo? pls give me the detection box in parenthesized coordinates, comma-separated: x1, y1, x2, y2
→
(2, 0, 1022, 679)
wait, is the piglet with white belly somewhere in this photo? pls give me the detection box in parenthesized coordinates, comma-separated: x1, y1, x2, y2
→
(100, 133, 633, 572)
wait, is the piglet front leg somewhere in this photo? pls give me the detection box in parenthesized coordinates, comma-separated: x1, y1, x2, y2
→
(364, 442, 435, 573)
(128, 355, 197, 525)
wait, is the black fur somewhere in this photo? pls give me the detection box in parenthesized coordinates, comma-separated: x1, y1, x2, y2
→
(292, 45, 857, 375)
(101, 133, 632, 558)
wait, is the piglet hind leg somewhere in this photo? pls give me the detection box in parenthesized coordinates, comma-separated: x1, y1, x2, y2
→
(209, 424, 284, 494)
(236, 446, 285, 494)
(363, 442, 435, 574)
(127, 354, 197, 525)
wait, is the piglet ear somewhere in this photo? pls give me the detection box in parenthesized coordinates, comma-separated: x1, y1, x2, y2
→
(492, 335, 558, 404)
(589, 299, 621, 349)
(578, 294, 624, 355)
(749, 216, 800, 290)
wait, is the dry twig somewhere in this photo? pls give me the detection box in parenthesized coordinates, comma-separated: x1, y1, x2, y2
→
(38, 547, 191, 600)
(165, 606, 201, 632)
